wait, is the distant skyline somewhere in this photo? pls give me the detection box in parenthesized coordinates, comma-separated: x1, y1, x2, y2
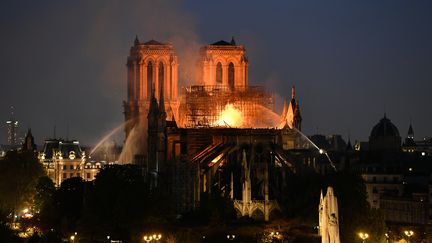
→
(1, 0, 431, 145)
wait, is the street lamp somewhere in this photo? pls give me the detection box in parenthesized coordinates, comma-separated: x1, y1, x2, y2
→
(404, 230, 414, 243)
(227, 234, 235, 240)
(385, 233, 390, 243)
(270, 231, 280, 239)
(153, 234, 162, 242)
(70, 232, 77, 243)
(358, 232, 369, 243)
(143, 235, 153, 243)
(106, 235, 110, 242)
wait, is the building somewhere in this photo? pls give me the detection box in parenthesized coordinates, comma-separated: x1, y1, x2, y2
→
(380, 193, 429, 225)
(197, 38, 248, 89)
(6, 106, 19, 146)
(123, 38, 179, 142)
(22, 129, 37, 152)
(369, 114, 401, 151)
(360, 165, 404, 209)
(402, 123, 432, 156)
(39, 139, 104, 186)
(123, 37, 330, 220)
(356, 115, 432, 226)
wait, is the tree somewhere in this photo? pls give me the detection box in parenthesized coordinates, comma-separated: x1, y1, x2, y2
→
(0, 209, 22, 243)
(34, 176, 57, 231)
(34, 176, 55, 213)
(55, 177, 85, 233)
(0, 150, 44, 214)
(79, 165, 152, 239)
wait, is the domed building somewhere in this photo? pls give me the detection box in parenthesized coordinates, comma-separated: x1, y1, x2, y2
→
(369, 114, 401, 151)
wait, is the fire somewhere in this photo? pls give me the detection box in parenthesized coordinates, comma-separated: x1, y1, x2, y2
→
(216, 104, 243, 127)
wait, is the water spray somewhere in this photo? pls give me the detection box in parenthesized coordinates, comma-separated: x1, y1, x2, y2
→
(90, 119, 134, 156)
(292, 127, 337, 171)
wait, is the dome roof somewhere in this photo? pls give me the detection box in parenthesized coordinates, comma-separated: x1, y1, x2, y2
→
(370, 115, 400, 139)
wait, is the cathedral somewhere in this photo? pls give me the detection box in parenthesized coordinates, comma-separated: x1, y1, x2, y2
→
(123, 37, 317, 220)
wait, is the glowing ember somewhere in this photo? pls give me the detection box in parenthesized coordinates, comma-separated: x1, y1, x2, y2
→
(209, 153, 224, 166)
(216, 104, 244, 127)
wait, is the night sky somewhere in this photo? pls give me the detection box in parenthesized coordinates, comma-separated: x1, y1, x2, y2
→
(1, 0, 431, 146)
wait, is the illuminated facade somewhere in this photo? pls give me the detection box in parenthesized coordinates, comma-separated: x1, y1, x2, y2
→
(280, 86, 302, 130)
(125, 37, 315, 220)
(124, 37, 179, 141)
(39, 139, 103, 186)
(197, 38, 248, 89)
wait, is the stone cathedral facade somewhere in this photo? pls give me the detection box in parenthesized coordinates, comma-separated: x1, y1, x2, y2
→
(122, 37, 320, 220)
(123, 38, 179, 141)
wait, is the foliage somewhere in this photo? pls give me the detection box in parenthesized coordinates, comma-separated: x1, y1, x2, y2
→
(281, 172, 323, 222)
(35, 164, 174, 240)
(194, 187, 236, 226)
(81, 164, 151, 235)
(0, 209, 22, 243)
(34, 176, 55, 213)
(31, 165, 387, 242)
(0, 150, 44, 213)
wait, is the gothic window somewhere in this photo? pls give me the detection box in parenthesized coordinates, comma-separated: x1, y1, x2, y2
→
(216, 62, 222, 84)
(147, 61, 153, 96)
(159, 62, 164, 94)
(228, 62, 235, 89)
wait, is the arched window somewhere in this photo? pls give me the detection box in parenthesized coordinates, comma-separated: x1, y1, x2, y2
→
(158, 62, 164, 94)
(216, 62, 222, 84)
(228, 62, 235, 89)
(147, 61, 153, 96)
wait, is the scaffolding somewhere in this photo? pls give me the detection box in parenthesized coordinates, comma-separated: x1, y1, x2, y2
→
(181, 85, 275, 128)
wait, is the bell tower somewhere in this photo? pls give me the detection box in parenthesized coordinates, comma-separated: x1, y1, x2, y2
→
(197, 38, 248, 90)
(124, 37, 179, 139)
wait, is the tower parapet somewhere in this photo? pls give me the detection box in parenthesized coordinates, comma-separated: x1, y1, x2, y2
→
(197, 39, 248, 90)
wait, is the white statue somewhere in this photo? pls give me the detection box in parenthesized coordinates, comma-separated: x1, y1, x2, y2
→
(319, 187, 340, 243)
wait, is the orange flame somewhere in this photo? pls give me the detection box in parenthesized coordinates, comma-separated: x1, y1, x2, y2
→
(216, 104, 243, 127)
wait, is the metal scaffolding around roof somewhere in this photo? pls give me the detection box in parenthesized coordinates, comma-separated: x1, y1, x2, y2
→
(181, 85, 275, 128)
